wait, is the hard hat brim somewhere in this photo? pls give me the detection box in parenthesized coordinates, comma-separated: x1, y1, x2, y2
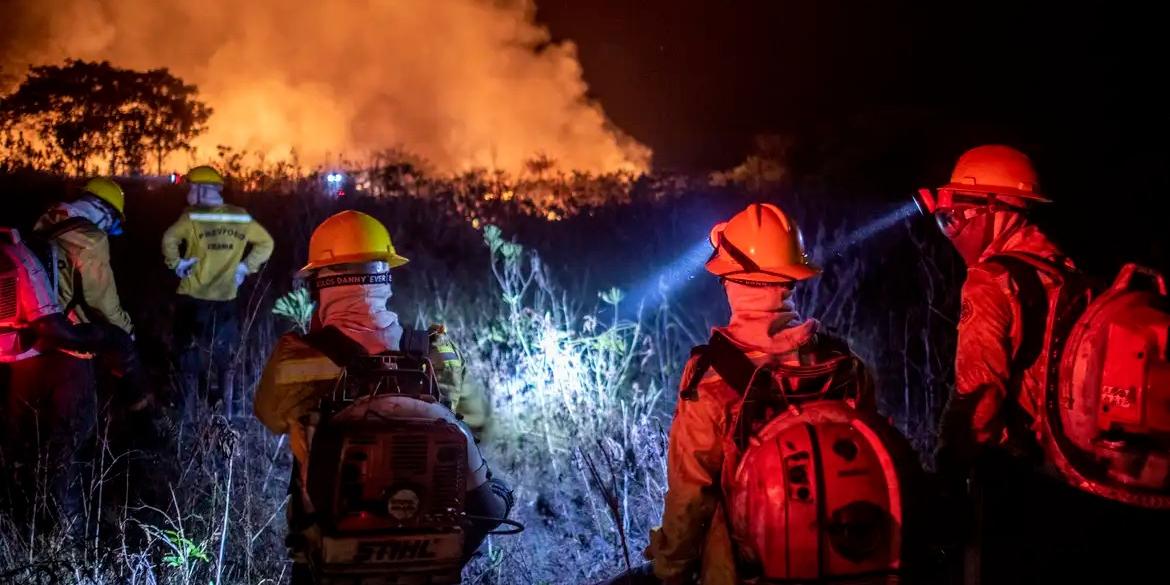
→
(705, 255, 821, 282)
(940, 183, 1052, 203)
(297, 251, 409, 277)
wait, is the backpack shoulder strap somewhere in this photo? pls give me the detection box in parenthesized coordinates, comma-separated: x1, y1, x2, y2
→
(705, 330, 764, 393)
(40, 216, 94, 241)
(679, 345, 711, 401)
(680, 331, 763, 400)
(983, 254, 1050, 371)
(301, 326, 370, 369)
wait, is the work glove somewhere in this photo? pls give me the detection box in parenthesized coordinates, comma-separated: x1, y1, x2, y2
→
(175, 257, 198, 279)
(234, 262, 249, 286)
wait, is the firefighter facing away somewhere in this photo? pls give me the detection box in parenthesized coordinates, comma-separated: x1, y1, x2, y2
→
(253, 210, 509, 581)
(922, 145, 1170, 584)
(30, 177, 150, 412)
(624, 203, 918, 585)
(162, 165, 273, 418)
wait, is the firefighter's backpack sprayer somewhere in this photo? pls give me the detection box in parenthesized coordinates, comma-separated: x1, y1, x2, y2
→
(682, 331, 921, 583)
(986, 254, 1170, 509)
(293, 327, 522, 585)
(1, 228, 54, 362)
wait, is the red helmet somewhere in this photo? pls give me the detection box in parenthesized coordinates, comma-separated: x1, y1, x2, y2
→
(942, 145, 1050, 202)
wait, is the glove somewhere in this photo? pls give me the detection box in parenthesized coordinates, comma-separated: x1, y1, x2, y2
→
(175, 257, 198, 279)
(234, 262, 249, 286)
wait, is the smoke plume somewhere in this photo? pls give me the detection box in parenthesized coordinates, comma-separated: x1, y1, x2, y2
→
(0, 0, 650, 174)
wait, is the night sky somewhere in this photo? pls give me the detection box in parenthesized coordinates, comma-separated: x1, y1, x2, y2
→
(538, 0, 1168, 172)
(538, 0, 1169, 270)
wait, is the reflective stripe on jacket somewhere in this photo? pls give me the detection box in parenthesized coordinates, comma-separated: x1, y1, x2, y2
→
(162, 204, 274, 301)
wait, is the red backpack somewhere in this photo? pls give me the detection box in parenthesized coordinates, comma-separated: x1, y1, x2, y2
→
(987, 254, 1170, 509)
(684, 331, 922, 583)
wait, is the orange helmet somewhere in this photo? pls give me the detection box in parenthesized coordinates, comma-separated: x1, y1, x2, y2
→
(298, 210, 409, 276)
(941, 145, 1050, 202)
(706, 203, 820, 283)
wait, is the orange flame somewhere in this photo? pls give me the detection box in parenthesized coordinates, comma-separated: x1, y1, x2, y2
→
(1, 0, 650, 175)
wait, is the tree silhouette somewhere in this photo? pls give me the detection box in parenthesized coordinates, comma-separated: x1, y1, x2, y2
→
(0, 60, 212, 175)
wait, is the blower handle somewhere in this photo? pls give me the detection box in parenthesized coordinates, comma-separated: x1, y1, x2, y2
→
(1112, 263, 1168, 296)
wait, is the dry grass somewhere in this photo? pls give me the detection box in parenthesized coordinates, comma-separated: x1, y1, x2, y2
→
(0, 166, 959, 584)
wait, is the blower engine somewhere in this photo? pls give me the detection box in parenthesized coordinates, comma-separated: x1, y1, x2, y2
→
(1045, 264, 1170, 508)
(295, 352, 474, 585)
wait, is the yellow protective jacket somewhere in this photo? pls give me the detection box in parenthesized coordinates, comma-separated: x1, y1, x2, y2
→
(161, 205, 274, 301)
(253, 325, 489, 468)
(33, 214, 134, 335)
(648, 325, 875, 585)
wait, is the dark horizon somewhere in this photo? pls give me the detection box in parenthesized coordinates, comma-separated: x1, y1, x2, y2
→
(538, 0, 1169, 173)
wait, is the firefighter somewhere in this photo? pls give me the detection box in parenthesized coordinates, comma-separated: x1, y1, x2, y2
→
(628, 203, 881, 585)
(1, 227, 98, 536)
(162, 165, 274, 418)
(32, 177, 150, 413)
(925, 146, 1071, 481)
(923, 145, 1169, 584)
(252, 210, 507, 567)
(33, 177, 134, 334)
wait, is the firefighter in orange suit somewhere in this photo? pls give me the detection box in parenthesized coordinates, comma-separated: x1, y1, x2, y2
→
(921, 145, 1170, 584)
(623, 203, 878, 585)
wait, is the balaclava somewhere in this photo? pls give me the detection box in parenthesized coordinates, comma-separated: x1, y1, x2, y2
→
(937, 203, 1028, 265)
(314, 261, 403, 354)
(187, 184, 225, 207)
(721, 279, 818, 356)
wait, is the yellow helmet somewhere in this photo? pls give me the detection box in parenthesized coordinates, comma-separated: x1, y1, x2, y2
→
(82, 177, 125, 217)
(705, 203, 820, 283)
(186, 165, 225, 185)
(299, 210, 409, 275)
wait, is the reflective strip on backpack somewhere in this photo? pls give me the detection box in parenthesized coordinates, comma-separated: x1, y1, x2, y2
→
(275, 356, 342, 384)
(188, 212, 252, 223)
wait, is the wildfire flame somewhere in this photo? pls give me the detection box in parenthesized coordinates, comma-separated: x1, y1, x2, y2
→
(0, 0, 650, 174)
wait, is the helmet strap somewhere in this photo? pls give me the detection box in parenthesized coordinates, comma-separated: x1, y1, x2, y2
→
(718, 232, 762, 273)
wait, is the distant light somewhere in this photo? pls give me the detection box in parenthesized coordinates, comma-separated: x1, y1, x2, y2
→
(169, 173, 180, 184)
(326, 172, 344, 184)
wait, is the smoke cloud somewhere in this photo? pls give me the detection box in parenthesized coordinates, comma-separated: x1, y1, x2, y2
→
(0, 0, 650, 174)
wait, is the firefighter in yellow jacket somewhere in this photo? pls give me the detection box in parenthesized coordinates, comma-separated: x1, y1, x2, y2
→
(162, 165, 274, 417)
(253, 210, 504, 566)
(32, 178, 150, 412)
(34, 177, 134, 334)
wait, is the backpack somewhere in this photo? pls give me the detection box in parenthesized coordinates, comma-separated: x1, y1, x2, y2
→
(683, 330, 920, 583)
(292, 326, 472, 583)
(1, 228, 58, 361)
(990, 254, 1170, 509)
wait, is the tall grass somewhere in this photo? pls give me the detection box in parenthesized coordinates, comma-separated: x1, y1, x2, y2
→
(0, 166, 960, 584)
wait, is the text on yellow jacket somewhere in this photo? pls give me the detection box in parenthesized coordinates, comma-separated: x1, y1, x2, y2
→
(162, 204, 274, 301)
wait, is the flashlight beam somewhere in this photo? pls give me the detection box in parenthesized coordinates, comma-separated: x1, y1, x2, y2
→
(822, 200, 919, 258)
